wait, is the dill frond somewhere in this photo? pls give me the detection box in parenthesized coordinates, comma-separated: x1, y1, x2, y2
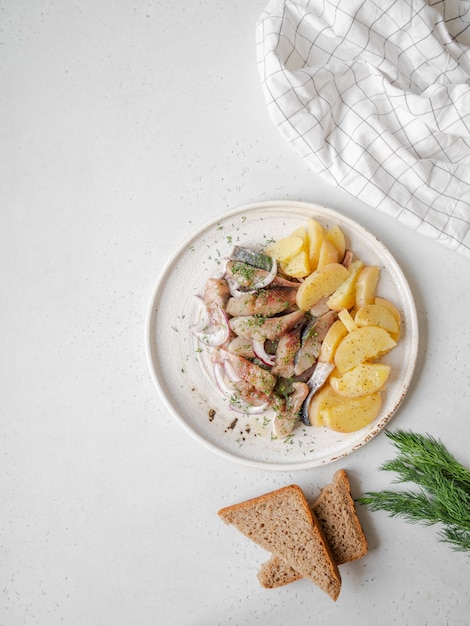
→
(357, 429, 470, 552)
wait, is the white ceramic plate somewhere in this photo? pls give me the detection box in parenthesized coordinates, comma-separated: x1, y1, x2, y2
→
(146, 201, 418, 470)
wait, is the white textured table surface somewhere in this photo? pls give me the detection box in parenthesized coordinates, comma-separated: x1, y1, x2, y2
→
(2, 2, 469, 625)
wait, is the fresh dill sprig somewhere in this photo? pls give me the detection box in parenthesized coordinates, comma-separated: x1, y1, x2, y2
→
(357, 429, 470, 552)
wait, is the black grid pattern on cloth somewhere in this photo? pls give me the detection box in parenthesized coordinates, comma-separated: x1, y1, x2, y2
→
(256, 0, 470, 257)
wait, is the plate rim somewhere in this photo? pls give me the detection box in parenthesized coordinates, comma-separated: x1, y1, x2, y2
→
(145, 199, 419, 471)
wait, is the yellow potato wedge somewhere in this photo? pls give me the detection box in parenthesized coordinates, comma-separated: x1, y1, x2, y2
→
(291, 226, 308, 243)
(307, 384, 334, 427)
(327, 259, 364, 311)
(264, 236, 304, 264)
(308, 383, 382, 432)
(375, 297, 401, 341)
(334, 325, 397, 374)
(355, 304, 398, 334)
(296, 263, 350, 311)
(283, 248, 310, 278)
(317, 238, 339, 269)
(326, 225, 346, 260)
(330, 363, 391, 397)
(337, 308, 358, 333)
(318, 319, 348, 363)
(374, 297, 401, 323)
(355, 265, 380, 307)
(306, 218, 323, 271)
(321, 391, 382, 433)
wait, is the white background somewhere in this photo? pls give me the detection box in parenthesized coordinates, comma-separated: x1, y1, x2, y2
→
(1, 2, 469, 625)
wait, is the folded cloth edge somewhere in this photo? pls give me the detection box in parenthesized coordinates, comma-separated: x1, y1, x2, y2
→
(256, 0, 470, 258)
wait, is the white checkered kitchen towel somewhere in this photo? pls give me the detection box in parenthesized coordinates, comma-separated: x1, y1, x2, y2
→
(256, 0, 470, 257)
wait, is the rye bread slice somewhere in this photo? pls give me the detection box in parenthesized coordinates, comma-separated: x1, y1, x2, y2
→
(258, 470, 367, 588)
(218, 484, 341, 601)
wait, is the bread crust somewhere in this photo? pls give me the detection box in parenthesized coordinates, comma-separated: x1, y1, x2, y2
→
(257, 470, 367, 589)
(218, 484, 341, 601)
(314, 469, 368, 563)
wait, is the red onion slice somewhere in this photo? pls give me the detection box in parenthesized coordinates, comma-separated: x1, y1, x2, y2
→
(191, 303, 230, 347)
(223, 359, 242, 383)
(250, 257, 278, 289)
(252, 340, 276, 367)
(226, 277, 256, 298)
(213, 362, 235, 397)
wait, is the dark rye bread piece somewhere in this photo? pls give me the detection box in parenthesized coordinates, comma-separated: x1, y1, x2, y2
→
(218, 484, 341, 601)
(258, 470, 367, 588)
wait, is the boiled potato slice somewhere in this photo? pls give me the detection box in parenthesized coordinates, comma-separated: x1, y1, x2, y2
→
(291, 226, 308, 243)
(326, 225, 346, 260)
(330, 363, 391, 397)
(296, 263, 350, 311)
(337, 308, 357, 332)
(317, 238, 339, 269)
(321, 391, 382, 433)
(356, 265, 380, 307)
(284, 248, 310, 278)
(327, 259, 364, 311)
(306, 218, 323, 271)
(307, 384, 336, 427)
(374, 297, 401, 323)
(375, 297, 401, 341)
(318, 319, 348, 362)
(334, 325, 397, 374)
(355, 304, 398, 334)
(264, 236, 304, 264)
(308, 383, 382, 432)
